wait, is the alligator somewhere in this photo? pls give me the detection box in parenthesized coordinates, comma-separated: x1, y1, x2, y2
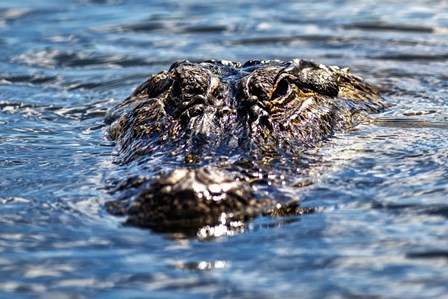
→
(105, 59, 386, 238)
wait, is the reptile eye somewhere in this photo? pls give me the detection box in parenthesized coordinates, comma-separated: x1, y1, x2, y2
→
(172, 80, 182, 96)
(272, 78, 290, 98)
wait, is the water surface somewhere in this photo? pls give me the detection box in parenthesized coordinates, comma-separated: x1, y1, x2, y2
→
(1, 0, 447, 298)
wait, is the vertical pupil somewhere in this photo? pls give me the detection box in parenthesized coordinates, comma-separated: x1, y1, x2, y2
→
(172, 80, 182, 96)
(274, 79, 289, 97)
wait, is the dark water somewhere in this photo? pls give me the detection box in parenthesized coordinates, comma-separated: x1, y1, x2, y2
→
(1, 0, 447, 298)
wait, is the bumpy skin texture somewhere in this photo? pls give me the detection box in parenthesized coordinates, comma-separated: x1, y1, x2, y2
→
(105, 59, 385, 238)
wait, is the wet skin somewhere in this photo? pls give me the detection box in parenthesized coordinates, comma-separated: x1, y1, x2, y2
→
(105, 59, 386, 238)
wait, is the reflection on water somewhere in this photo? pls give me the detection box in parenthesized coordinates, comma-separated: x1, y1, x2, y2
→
(1, 0, 447, 298)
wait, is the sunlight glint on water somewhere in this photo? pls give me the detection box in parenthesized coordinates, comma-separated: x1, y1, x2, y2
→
(0, 0, 447, 298)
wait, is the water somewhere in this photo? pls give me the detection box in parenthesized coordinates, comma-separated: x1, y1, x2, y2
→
(1, 0, 447, 298)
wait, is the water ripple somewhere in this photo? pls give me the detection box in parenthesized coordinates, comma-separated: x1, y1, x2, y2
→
(104, 20, 234, 34)
(343, 21, 435, 33)
(0, 8, 32, 25)
(372, 53, 448, 61)
(0, 99, 111, 121)
(12, 49, 172, 69)
(1, 0, 448, 298)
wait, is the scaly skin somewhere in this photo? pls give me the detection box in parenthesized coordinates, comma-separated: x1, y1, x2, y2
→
(105, 59, 386, 238)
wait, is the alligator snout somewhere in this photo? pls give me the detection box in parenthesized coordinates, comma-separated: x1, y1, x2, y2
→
(107, 167, 278, 236)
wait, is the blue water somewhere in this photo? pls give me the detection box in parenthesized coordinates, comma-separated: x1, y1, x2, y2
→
(1, 0, 447, 298)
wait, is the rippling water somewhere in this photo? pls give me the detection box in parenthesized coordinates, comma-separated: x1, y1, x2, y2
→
(1, 0, 447, 298)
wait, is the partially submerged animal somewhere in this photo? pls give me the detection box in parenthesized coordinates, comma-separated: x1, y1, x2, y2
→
(105, 59, 386, 238)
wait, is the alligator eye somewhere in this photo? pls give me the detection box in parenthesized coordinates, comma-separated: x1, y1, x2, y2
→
(172, 80, 182, 97)
(272, 78, 290, 99)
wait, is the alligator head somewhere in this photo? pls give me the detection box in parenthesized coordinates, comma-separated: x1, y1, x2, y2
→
(105, 59, 385, 238)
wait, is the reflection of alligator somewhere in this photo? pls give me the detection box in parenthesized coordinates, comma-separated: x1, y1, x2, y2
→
(105, 59, 386, 238)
